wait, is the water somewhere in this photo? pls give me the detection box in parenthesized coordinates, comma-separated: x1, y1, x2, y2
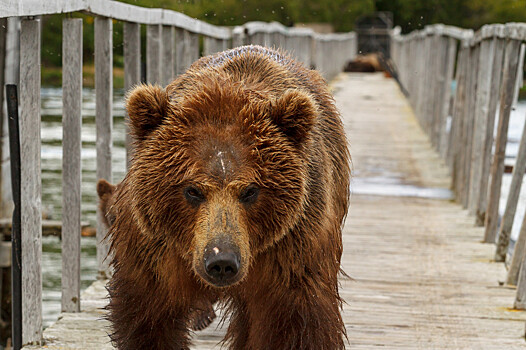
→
(41, 88, 127, 327)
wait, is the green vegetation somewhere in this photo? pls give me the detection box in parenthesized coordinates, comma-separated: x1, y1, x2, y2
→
(40, 0, 526, 87)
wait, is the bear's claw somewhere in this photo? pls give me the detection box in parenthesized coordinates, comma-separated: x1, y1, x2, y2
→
(190, 308, 217, 331)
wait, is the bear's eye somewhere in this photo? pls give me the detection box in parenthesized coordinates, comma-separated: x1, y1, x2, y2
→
(239, 185, 260, 205)
(184, 186, 206, 206)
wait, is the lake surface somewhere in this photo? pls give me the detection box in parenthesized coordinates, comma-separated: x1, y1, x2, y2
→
(39, 88, 526, 327)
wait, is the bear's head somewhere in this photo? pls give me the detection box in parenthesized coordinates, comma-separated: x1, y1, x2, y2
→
(123, 76, 317, 288)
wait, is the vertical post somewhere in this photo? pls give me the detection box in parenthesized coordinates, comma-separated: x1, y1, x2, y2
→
(20, 18, 42, 345)
(450, 45, 468, 195)
(61, 18, 82, 313)
(514, 249, 526, 309)
(495, 115, 526, 262)
(184, 31, 199, 70)
(468, 39, 495, 215)
(6, 84, 21, 350)
(476, 38, 506, 226)
(509, 190, 526, 286)
(161, 25, 174, 86)
(175, 27, 185, 76)
(484, 39, 522, 243)
(95, 17, 113, 278)
(146, 24, 161, 84)
(438, 37, 458, 159)
(124, 22, 141, 169)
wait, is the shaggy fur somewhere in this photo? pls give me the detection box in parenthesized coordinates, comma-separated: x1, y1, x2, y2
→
(106, 45, 350, 350)
(97, 179, 217, 332)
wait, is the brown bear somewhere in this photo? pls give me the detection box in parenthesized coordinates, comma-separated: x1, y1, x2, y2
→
(96, 179, 217, 331)
(105, 45, 350, 349)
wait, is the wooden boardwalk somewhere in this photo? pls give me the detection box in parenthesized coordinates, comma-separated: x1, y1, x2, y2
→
(27, 73, 526, 349)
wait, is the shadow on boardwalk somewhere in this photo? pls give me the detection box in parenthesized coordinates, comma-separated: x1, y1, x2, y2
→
(26, 73, 526, 349)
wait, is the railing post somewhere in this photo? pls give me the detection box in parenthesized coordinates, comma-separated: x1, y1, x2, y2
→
(184, 31, 199, 70)
(475, 36, 506, 225)
(95, 16, 113, 278)
(175, 27, 185, 75)
(61, 17, 82, 314)
(505, 112, 526, 285)
(147, 24, 162, 84)
(450, 45, 469, 194)
(123, 21, 141, 169)
(438, 37, 457, 159)
(468, 37, 495, 215)
(495, 114, 526, 262)
(20, 17, 42, 345)
(161, 25, 175, 85)
(484, 38, 522, 244)
(514, 248, 526, 309)
(460, 44, 479, 208)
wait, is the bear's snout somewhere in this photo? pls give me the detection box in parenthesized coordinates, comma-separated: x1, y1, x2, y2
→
(202, 238, 242, 287)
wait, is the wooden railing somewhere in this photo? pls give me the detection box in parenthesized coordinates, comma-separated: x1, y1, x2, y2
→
(1, 0, 357, 346)
(392, 23, 526, 306)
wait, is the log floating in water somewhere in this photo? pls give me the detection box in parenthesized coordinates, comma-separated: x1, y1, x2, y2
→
(0, 219, 92, 238)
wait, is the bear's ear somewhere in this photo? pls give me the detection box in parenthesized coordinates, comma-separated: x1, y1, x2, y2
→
(96, 179, 115, 199)
(126, 84, 170, 142)
(268, 89, 316, 145)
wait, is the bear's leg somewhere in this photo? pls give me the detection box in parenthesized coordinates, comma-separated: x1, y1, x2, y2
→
(108, 273, 192, 350)
(237, 282, 346, 350)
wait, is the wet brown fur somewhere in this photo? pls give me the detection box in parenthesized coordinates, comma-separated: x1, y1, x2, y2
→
(96, 179, 218, 332)
(106, 45, 350, 349)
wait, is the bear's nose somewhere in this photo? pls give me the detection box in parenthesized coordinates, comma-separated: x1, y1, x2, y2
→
(203, 244, 240, 286)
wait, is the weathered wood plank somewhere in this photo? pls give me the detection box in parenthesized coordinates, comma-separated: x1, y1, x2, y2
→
(437, 37, 457, 159)
(95, 17, 113, 278)
(184, 31, 199, 70)
(495, 115, 526, 262)
(468, 39, 494, 215)
(484, 39, 522, 244)
(161, 25, 175, 86)
(175, 27, 185, 75)
(0, 0, 231, 39)
(20, 18, 42, 346)
(514, 248, 526, 309)
(123, 21, 141, 169)
(475, 38, 505, 226)
(61, 17, 82, 314)
(146, 24, 161, 85)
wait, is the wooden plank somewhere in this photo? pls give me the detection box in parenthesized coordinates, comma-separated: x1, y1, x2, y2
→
(203, 36, 214, 56)
(438, 37, 457, 159)
(146, 24, 161, 84)
(449, 46, 469, 193)
(184, 31, 200, 70)
(20, 18, 42, 346)
(475, 38, 506, 226)
(161, 25, 174, 86)
(484, 39, 522, 244)
(0, 0, 231, 39)
(123, 21, 140, 169)
(95, 17, 113, 278)
(468, 39, 494, 215)
(499, 111, 526, 272)
(61, 18, 82, 314)
(174, 27, 185, 75)
(460, 45, 479, 208)
(514, 247, 526, 309)
(511, 203, 526, 288)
